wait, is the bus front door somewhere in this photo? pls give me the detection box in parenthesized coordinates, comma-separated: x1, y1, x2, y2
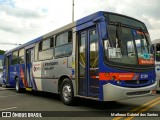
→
(5, 55, 11, 86)
(78, 27, 99, 98)
(26, 48, 34, 88)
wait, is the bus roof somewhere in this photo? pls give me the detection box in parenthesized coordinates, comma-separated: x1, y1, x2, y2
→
(5, 11, 145, 54)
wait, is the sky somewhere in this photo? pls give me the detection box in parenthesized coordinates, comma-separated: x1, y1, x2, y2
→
(0, 0, 160, 51)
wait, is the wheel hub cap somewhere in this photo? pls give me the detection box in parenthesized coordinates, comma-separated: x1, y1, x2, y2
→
(62, 84, 71, 102)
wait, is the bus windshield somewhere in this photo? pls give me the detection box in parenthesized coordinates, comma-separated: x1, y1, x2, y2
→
(104, 17, 154, 67)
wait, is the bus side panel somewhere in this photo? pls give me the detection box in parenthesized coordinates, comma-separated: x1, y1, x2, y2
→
(32, 28, 76, 94)
(3, 66, 6, 84)
(40, 57, 75, 93)
(19, 64, 27, 88)
(28, 62, 38, 90)
(32, 62, 42, 91)
(32, 54, 76, 93)
(10, 65, 17, 87)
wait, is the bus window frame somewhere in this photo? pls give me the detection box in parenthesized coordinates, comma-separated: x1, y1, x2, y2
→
(18, 48, 25, 64)
(54, 29, 73, 58)
(38, 36, 54, 61)
(11, 50, 18, 65)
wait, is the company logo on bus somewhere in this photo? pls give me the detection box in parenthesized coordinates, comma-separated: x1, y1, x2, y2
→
(33, 67, 41, 72)
(33, 64, 41, 72)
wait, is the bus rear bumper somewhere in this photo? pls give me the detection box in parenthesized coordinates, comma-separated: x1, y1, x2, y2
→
(103, 82, 157, 101)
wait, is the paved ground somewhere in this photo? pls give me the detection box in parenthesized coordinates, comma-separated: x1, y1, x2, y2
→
(0, 87, 160, 120)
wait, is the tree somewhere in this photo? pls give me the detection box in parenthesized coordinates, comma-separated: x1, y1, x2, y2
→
(0, 50, 5, 55)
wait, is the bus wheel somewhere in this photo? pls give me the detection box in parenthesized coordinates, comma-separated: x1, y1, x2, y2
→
(15, 77, 22, 93)
(60, 78, 74, 105)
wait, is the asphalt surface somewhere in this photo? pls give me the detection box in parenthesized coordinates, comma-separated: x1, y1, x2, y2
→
(0, 87, 160, 120)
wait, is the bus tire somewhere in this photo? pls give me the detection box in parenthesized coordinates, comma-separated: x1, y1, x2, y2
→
(15, 77, 22, 93)
(60, 78, 75, 105)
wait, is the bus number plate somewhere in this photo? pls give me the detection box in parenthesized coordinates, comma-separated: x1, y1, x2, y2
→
(140, 74, 148, 79)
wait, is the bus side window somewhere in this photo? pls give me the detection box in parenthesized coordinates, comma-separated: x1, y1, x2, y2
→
(42, 39, 50, 50)
(11, 51, 18, 65)
(39, 42, 42, 51)
(55, 30, 72, 58)
(18, 48, 25, 64)
(38, 38, 53, 61)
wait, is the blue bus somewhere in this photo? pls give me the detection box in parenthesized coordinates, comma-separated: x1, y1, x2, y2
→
(3, 11, 156, 105)
(0, 55, 4, 86)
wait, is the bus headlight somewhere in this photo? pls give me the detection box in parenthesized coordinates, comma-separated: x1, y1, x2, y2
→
(116, 80, 121, 85)
(151, 79, 155, 83)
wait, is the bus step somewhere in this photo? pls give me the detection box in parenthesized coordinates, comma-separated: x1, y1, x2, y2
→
(26, 88, 32, 91)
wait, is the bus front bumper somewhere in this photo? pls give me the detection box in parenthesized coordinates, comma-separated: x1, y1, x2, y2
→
(103, 82, 157, 101)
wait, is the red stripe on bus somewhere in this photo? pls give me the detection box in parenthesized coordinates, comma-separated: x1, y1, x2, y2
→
(99, 73, 135, 81)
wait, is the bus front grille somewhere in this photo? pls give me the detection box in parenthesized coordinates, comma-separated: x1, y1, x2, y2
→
(124, 80, 149, 85)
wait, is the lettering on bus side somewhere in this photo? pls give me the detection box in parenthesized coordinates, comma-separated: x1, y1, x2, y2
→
(44, 62, 58, 66)
(44, 62, 58, 70)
